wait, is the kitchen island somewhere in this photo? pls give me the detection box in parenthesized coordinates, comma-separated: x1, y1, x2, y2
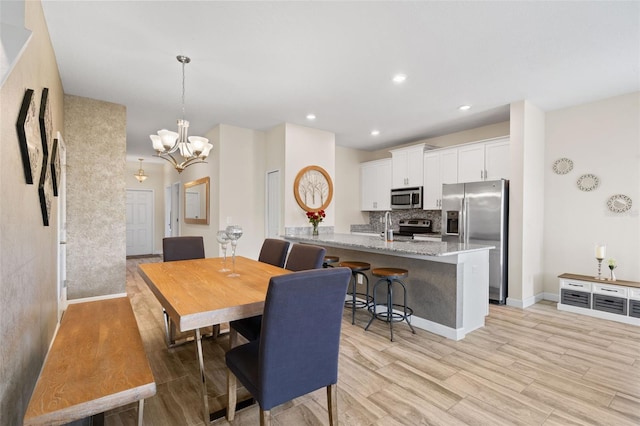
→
(285, 233, 494, 340)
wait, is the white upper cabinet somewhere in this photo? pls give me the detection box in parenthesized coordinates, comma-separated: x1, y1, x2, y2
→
(484, 139, 510, 180)
(360, 158, 392, 211)
(457, 137, 509, 183)
(423, 148, 458, 210)
(390, 144, 425, 188)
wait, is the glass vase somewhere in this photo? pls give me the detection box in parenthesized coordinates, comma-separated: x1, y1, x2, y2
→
(312, 224, 319, 236)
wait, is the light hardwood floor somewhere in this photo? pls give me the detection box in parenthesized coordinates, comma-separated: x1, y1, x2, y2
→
(106, 257, 640, 425)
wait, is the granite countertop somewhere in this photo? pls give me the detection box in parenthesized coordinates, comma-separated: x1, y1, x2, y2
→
(284, 233, 494, 257)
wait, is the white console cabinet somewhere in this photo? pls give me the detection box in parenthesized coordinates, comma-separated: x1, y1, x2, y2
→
(557, 273, 640, 326)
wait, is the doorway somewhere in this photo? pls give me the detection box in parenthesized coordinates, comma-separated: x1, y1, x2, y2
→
(266, 170, 281, 238)
(126, 189, 154, 256)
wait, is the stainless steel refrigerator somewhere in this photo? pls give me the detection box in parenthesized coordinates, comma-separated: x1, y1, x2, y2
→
(442, 179, 509, 304)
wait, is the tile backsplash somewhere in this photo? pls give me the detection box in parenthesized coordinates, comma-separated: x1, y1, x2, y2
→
(361, 209, 442, 234)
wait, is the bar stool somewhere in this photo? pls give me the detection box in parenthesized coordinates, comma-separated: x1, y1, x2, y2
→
(338, 261, 372, 325)
(365, 267, 416, 341)
(323, 255, 340, 268)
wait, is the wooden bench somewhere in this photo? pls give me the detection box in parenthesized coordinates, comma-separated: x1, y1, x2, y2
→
(23, 297, 156, 426)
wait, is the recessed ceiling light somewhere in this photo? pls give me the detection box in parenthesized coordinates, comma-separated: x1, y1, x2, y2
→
(306, 114, 316, 120)
(392, 74, 407, 84)
(371, 130, 380, 136)
(458, 105, 471, 111)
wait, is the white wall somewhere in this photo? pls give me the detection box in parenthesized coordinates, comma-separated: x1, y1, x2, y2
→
(543, 92, 640, 291)
(334, 145, 369, 233)
(284, 123, 336, 229)
(508, 101, 546, 307)
(218, 124, 267, 259)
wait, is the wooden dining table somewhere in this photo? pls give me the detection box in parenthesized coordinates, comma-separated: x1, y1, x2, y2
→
(137, 256, 290, 423)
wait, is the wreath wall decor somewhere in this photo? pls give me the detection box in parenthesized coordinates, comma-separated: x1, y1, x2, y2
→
(293, 165, 334, 212)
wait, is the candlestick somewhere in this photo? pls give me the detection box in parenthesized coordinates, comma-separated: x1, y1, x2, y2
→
(594, 244, 606, 280)
(595, 244, 607, 280)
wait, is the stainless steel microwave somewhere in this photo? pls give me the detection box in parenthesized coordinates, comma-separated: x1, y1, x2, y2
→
(390, 187, 423, 209)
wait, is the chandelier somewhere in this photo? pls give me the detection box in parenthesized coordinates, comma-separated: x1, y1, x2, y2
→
(134, 158, 148, 183)
(150, 55, 213, 173)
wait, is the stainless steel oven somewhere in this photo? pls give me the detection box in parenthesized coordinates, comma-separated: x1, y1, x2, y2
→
(390, 187, 423, 209)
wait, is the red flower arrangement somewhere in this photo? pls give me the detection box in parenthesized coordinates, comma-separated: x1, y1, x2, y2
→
(306, 209, 326, 226)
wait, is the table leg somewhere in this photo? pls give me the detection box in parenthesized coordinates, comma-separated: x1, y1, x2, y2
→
(195, 328, 210, 423)
(137, 399, 144, 425)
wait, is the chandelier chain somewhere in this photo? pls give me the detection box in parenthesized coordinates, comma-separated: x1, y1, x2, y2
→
(181, 59, 186, 120)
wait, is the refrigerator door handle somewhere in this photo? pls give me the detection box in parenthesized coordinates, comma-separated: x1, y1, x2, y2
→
(462, 197, 469, 244)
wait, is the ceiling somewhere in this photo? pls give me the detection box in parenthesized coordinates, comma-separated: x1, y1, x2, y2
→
(40, 1, 640, 161)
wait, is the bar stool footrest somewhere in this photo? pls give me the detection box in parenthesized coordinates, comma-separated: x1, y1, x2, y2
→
(369, 304, 413, 323)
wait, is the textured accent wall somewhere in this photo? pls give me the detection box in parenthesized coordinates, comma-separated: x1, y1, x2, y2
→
(65, 95, 126, 299)
(0, 2, 64, 424)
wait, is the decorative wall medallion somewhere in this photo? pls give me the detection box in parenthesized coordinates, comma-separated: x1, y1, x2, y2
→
(39, 88, 53, 158)
(607, 194, 632, 213)
(293, 165, 334, 212)
(38, 151, 53, 226)
(51, 138, 61, 196)
(16, 89, 42, 184)
(552, 158, 573, 174)
(577, 174, 599, 191)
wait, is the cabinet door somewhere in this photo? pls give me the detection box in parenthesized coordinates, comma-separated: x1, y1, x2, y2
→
(423, 153, 440, 210)
(485, 139, 510, 180)
(440, 149, 458, 184)
(406, 146, 425, 186)
(361, 159, 391, 211)
(457, 144, 485, 183)
(375, 160, 392, 210)
(391, 150, 408, 188)
(360, 163, 376, 210)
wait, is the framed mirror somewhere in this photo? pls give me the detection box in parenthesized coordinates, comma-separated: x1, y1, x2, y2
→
(184, 176, 210, 224)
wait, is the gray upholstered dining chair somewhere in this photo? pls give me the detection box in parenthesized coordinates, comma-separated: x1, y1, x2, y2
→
(226, 267, 350, 425)
(284, 243, 326, 271)
(257, 238, 291, 268)
(162, 236, 214, 347)
(229, 242, 325, 347)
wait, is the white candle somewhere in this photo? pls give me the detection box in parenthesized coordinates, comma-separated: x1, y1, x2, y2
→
(595, 245, 606, 259)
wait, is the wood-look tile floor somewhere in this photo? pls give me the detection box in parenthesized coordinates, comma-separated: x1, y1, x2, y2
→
(107, 257, 640, 425)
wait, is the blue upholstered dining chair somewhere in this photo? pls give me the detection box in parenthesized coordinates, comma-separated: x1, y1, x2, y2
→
(229, 242, 325, 347)
(225, 267, 351, 426)
(162, 236, 212, 347)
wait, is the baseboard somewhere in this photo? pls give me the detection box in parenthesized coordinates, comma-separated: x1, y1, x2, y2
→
(67, 293, 128, 305)
(543, 292, 559, 302)
(507, 292, 546, 309)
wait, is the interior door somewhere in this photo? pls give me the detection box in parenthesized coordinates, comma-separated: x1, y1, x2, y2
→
(266, 170, 280, 238)
(126, 189, 153, 256)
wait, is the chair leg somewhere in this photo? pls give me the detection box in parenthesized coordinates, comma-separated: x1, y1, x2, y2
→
(260, 409, 271, 426)
(327, 384, 338, 426)
(226, 369, 237, 421)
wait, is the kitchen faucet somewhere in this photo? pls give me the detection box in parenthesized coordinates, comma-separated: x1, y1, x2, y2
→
(384, 211, 393, 241)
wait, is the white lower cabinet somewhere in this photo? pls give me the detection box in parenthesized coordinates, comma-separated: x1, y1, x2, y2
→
(557, 273, 640, 325)
(361, 159, 392, 211)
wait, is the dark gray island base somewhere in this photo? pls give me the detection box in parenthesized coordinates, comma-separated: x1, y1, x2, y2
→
(285, 233, 493, 340)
